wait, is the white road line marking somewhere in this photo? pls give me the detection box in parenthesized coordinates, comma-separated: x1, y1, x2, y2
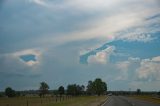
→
(101, 97, 109, 106)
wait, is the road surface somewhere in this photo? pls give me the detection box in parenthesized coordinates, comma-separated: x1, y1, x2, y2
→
(102, 96, 160, 106)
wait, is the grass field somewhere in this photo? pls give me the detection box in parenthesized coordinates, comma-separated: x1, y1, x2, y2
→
(0, 96, 53, 106)
(131, 95, 160, 104)
(0, 96, 107, 106)
(47, 96, 107, 106)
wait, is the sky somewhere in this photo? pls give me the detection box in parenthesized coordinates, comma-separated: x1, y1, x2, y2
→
(0, 0, 160, 91)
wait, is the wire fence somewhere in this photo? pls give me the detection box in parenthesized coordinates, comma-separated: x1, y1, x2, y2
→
(0, 95, 73, 106)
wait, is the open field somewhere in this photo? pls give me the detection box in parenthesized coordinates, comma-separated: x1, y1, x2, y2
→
(0, 96, 107, 106)
(130, 95, 160, 104)
(47, 96, 107, 106)
(0, 96, 54, 106)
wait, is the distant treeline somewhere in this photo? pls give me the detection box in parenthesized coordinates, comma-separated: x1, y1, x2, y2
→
(0, 78, 107, 98)
(0, 78, 160, 98)
(108, 91, 160, 96)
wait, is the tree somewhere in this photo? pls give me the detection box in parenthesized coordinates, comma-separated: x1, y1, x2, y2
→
(58, 86, 65, 96)
(67, 84, 84, 96)
(67, 84, 77, 96)
(53, 90, 58, 96)
(93, 78, 107, 96)
(102, 82, 107, 93)
(87, 78, 107, 96)
(157, 91, 160, 97)
(87, 81, 94, 95)
(39, 82, 49, 97)
(0, 93, 3, 97)
(136, 89, 141, 95)
(5, 87, 16, 97)
(81, 85, 85, 95)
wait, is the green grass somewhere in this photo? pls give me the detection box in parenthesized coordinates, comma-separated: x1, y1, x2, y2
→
(0, 96, 55, 106)
(0, 96, 107, 106)
(130, 95, 160, 104)
(47, 96, 107, 106)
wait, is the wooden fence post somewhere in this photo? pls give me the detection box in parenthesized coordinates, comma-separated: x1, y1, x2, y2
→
(56, 96, 57, 102)
(27, 100, 28, 106)
(41, 99, 42, 104)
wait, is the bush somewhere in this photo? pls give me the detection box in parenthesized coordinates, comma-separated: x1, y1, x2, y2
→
(5, 87, 16, 97)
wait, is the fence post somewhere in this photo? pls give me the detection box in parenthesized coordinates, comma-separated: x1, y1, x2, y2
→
(56, 96, 57, 102)
(41, 99, 42, 104)
(27, 100, 28, 106)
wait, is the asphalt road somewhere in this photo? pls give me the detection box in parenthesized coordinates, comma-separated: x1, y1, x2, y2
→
(102, 96, 160, 106)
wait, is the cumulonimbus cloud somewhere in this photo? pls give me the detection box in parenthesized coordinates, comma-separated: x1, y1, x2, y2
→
(87, 46, 115, 64)
(136, 56, 160, 81)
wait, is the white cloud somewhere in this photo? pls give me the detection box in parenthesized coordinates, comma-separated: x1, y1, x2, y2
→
(13, 49, 41, 57)
(0, 48, 43, 77)
(113, 56, 160, 83)
(79, 44, 103, 55)
(2, 49, 42, 67)
(116, 61, 131, 72)
(29, 0, 49, 7)
(25, 0, 160, 48)
(116, 57, 140, 71)
(36, 0, 160, 46)
(115, 56, 160, 82)
(30, 0, 160, 14)
(30, 0, 66, 10)
(30, 0, 122, 10)
(87, 46, 115, 64)
(65, 0, 125, 12)
(88, 51, 107, 64)
(115, 16, 159, 42)
(13, 49, 42, 66)
(117, 33, 154, 42)
(44, 12, 145, 43)
(128, 57, 141, 62)
(26, 60, 38, 66)
(115, 57, 140, 80)
(152, 56, 160, 62)
(136, 56, 160, 81)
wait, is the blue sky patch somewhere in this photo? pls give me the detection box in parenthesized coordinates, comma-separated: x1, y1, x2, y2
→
(20, 54, 36, 62)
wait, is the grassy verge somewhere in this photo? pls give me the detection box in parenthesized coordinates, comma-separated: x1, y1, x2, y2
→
(0, 96, 107, 106)
(0, 96, 54, 106)
(47, 96, 107, 106)
(130, 95, 160, 104)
